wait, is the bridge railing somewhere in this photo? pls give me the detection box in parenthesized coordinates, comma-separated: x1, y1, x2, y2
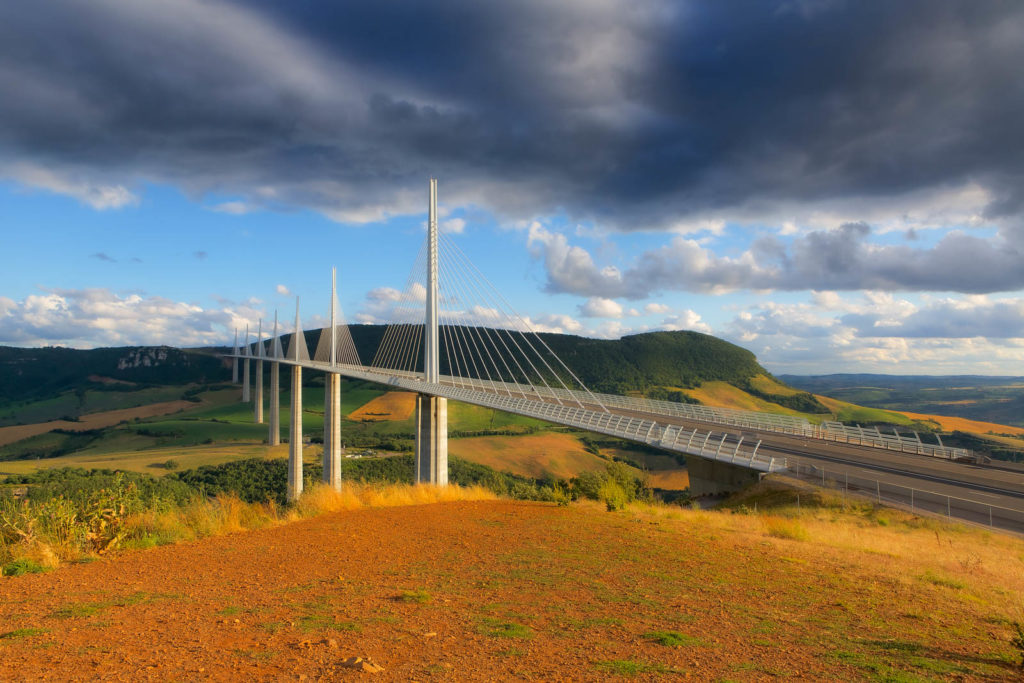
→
(430, 374, 971, 461)
(813, 422, 973, 461)
(236, 356, 972, 461)
(787, 462, 1023, 534)
(326, 363, 787, 473)
(432, 374, 815, 434)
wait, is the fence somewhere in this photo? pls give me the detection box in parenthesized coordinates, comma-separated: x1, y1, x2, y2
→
(787, 462, 1024, 534)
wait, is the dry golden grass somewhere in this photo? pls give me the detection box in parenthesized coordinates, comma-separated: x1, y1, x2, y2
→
(0, 401, 196, 447)
(291, 482, 496, 518)
(627, 478, 1024, 620)
(3, 482, 497, 571)
(347, 391, 416, 421)
(684, 381, 806, 415)
(748, 373, 802, 397)
(896, 410, 1024, 437)
(448, 432, 607, 479)
(646, 469, 690, 490)
(0, 443, 293, 477)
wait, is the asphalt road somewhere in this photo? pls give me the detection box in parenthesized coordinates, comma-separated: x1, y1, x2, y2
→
(597, 403, 1024, 532)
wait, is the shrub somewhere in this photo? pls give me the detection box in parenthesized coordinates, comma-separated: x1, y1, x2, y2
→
(762, 517, 809, 541)
(600, 478, 629, 511)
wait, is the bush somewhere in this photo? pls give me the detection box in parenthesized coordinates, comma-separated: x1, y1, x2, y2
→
(599, 478, 629, 511)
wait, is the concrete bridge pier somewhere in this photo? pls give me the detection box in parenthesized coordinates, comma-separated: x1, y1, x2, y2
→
(232, 329, 239, 384)
(268, 362, 280, 446)
(685, 455, 760, 497)
(254, 361, 264, 423)
(415, 394, 448, 485)
(323, 373, 342, 490)
(242, 358, 250, 403)
(287, 365, 303, 502)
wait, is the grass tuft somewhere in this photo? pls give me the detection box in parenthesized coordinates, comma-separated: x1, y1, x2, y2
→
(920, 570, 966, 590)
(2, 558, 49, 576)
(762, 516, 810, 541)
(478, 617, 533, 639)
(396, 589, 431, 604)
(644, 630, 700, 647)
(594, 659, 682, 676)
(0, 628, 49, 640)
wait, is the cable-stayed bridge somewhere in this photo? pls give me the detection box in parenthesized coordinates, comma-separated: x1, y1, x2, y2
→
(225, 180, 1024, 533)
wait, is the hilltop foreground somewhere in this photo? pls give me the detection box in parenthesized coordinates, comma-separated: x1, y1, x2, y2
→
(1, 489, 1022, 681)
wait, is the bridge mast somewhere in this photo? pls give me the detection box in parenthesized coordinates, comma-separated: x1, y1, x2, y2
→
(242, 324, 251, 403)
(268, 311, 280, 446)
(231, 328, 239, 384)
(415, 178, 448, 485)
(254, 319, 264, 424)
(287, 298, 304, 502)
(323, 267, 342, 491)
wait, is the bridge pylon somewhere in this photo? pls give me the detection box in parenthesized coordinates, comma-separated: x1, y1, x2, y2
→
(231, 328, 239, 384)
(323, 268, 342, 491)
(254, 319, 264, 424)
(415, 178, 448, 485)
(286, 298, 308, 502)
(268, 311, 281, 446)
(242, 324, 251, 403)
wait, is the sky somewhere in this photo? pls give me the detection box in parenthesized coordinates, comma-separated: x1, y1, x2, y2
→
(1, 0, 1022, 375)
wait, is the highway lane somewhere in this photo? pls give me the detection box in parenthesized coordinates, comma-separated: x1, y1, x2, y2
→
(426, 379, 1024, 506)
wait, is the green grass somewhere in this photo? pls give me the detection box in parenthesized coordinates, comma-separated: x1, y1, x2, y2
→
(2, 558, 48, 576)
(396, 589, 431, 604)
(644, 630, 701, 647)
(477, 617, 533, 639)
(0, 385, 201, 427)
(0, 628, 49, 640)
(919, 570, 966, 590)
(50, 604, 106, 619)
(594, 659, 682, 676)
(295, 614, 360, 633)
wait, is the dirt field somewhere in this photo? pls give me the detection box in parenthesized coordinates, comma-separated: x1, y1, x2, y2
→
(0, 499, 1020, 681)
(0, 401, 197, 447)
(348, 392, 416, 421)
(448, 432, 607, 479)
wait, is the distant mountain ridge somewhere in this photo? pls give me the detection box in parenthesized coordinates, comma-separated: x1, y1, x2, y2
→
(0, 346, 224, 404)
(781, 373, 1024, 428)
(0, 328, 773, 404)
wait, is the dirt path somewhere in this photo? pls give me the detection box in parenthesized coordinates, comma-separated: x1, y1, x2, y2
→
(0, 501, 1018, 680)
(0, 401, 195, 447)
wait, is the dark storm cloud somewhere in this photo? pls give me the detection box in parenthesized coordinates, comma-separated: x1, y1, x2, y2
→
(1, 1, 1023, 248)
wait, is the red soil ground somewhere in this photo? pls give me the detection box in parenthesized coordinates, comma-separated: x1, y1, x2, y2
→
(0, 501, 1018, 680)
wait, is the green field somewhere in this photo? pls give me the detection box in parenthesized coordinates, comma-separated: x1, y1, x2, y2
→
(0, 384, 198, 427)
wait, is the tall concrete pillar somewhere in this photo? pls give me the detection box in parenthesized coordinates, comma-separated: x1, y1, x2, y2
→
(684, 455, 759, 496)
(288, 365, 303, 502)
(268, 361, 280, 446)
(254, 360, 264, 423)
(231, 328, 239, 384)
(323, 373, 342, 490)
(242, 358, 250, 402)
(416, 395, 448, 485)
(414, 178, 448, 485)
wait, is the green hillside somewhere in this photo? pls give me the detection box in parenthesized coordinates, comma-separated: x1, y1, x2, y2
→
(306, 326, 771, 395)
(0, 346, 224, 405)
